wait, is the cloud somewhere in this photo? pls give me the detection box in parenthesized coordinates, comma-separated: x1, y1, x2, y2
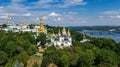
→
(98, 10, 120, 25)
(0, 16, 7, 19)
(47, 12, 62, 21)
(0, 6, 4, 9)
(22, 13, 31, 16)
(29, 0, 87, 9)
(42, 16, 48, 20)
(0, 13, 31, 17)
(0, 0, 87, 26)
(11, 13, 31, 16)
(101, 10, 120, 15)
(110, 15, 120, 19)
(48, 12, 61, 17)
(99, 16, 105, 19)
(100, 10, 120, 20)
(68, 11, 78, 14)
(40, 12, 63, 22)
(63, 0, 87, 7)
(53, 17, 62, 21)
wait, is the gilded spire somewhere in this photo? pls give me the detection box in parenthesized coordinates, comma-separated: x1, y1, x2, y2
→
(40, 18, 43, 28)
(62, 27, 66, 35)
(37, 18, 47, 33)
(52, 32, 55, 36)
(58, 29, 61, 36)
(40, 19, 43, 24)
(67, 29, 70, 36)
(40, 18, 43, 21)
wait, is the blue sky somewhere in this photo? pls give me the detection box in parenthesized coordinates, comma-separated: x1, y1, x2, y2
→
(0, 0, 120, 26)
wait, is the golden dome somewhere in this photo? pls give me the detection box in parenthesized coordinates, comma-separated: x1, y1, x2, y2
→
(37, 18, 47, 33)
(67, 29, 70, 36)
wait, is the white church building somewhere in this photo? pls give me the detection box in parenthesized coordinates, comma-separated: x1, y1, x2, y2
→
(52, 27, 72, 47)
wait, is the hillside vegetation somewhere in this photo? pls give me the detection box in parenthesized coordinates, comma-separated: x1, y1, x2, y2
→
(0, 25, 120, 67)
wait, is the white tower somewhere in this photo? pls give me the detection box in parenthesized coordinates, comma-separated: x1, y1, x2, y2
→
(7, 14, 13, 25)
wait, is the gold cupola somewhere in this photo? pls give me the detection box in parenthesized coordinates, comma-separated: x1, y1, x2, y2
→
(37, 18, 47, 33)
(67, 29, 70, 36)
(62, 27, 66, 35)
(58, 29, 61, 36)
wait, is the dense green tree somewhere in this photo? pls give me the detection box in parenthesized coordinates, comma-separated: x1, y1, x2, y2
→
(60, 54, 69, 67)
(2, 24, 7, 28)
(27, 45, 38, 55)
(0, 51, 8, 65)
(29, 24, 35, 29)
(17, 51, 29, 66)
(5, 41, 18, 57)
(63, 47, 81, 67)
(37, 33, 46, 47)
(78, 49, 95, 67)
(4, 59, 14, 67)
(41, 46, 64, 67)
(0, 25, 120, 67)
(0, 31, 38, 66)
(90, 38, 116, 50)
(98, 49, 118, 67)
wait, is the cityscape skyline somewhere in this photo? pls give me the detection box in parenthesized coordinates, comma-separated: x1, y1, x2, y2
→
(0, 0, 120, 26)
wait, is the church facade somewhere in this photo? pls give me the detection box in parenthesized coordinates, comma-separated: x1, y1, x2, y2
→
(47, 27, 72, 47)
(35, 19, 72, 47)
(53, 27, 72, 47)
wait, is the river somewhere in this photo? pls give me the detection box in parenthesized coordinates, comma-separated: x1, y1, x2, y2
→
(79, 30, 120, 43)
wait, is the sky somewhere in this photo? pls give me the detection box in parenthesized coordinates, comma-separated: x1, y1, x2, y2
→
(0, 0, 120, 26)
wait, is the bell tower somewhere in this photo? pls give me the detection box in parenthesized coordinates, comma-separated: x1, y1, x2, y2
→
(7, 14, 13, 26)
(37, 18, 47, 34)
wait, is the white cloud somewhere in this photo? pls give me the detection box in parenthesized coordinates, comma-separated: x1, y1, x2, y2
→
(100, 10, 120, 20)
(29, 0, 87, 9)
(60, 0, 87, 8)
(101, 10, 120, 15)
(0, 7, 4, 9)
(68, 11, 78, 14)
(57, 17, 61, 21)
(22, 13, 31, 16)
(67, 0, 86, 5)
(110, 15, 120, 19)
(42, 16, 48, 20)
(53, 18, 62, 22)
(0, 6, 4, 12)
(0, 13, 31, 17)
(48, 12, 61, 17)
(99, 16, 105, 19)
(0, 0, 87, 26)
(53, 17, 62, 21)
(47, 12, 63, 22)
(36, 17, 40, 20)
(11, 0, 25, 3)
(0, 16, 7, 19)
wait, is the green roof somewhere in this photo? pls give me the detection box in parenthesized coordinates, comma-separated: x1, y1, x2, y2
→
(6, 23, 12, 26)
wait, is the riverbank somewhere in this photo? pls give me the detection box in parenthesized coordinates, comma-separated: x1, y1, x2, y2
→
(79, 30, 120, 43)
